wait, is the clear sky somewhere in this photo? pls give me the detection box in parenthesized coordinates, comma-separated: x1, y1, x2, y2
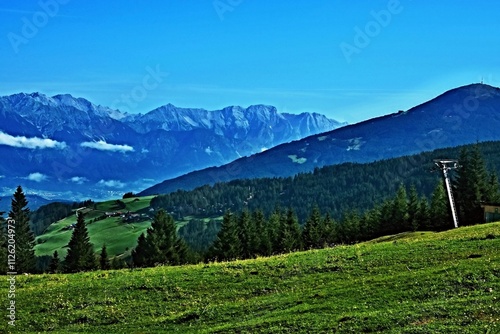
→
(1, 1, 499, 123)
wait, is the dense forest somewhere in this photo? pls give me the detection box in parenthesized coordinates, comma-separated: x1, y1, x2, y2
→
(151, 141, 500, 222)
(144, 144, 499, 263)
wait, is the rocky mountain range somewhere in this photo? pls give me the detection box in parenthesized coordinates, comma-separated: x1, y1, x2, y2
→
(0, 92, 344, 200)
(140, 83, 500, 196)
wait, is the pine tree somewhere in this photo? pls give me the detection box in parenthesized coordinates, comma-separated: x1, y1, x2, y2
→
(278, 208, 302, 253)
(9, 186, 36, 273)
(99, 244, 110, 270)
(430, 181, 452, 231)
(133, 209, 186, 267)
(64, 212, 96, 273)
(339, 210, 361, 243)
(455, 146, 489, 225)
(361, 205, 380, 240)
(131, 233, 148, 267)
(486, 171, 500, 203)
(49, 250, 60, 273)
(392, 184, 409, 232)
(173, 237, 190, 265)
(407, 185, 420, 231)
(378, 199, 395, 236)
(302, 206, 322, 249)
(319, 212, 337, 246)
(238, 210, 257, 259)
(208, 211, 241, 261)
(111, 256, 126, 269)
(253, 210, 271, 256)
(266, 209, 281, 254)
(417, 196, 431, 231)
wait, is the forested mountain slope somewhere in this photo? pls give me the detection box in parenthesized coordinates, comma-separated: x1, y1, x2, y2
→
(141, 84, 500, 196)
(150, 141, 500, 222)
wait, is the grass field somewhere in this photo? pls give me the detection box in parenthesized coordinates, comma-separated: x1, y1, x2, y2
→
(34, 197, 155, 258)
(5, 222, 499, 333)
(34, 196, 223, 259)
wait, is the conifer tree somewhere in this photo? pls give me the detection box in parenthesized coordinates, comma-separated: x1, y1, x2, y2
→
(359, 208, 378, 240)
(64, 212, 96, 273)
(99, 244, 110, 270)
(378, 199, 395, 236)
(455, 146, 489, 225)
(361, 205, 380, 240)
(417, 196, 431, 230)
(174, 237, 190, 265)
(132, 209, 186, 267)
(340, 210, 361, 243)
(111, 256, 126, 270)
(131, 233, 148, 267)
(302, 206, 322, 249)
(278, 208, 302, 253)
(319, 212, 337, 246)
(407, 185, 420, 231)
(9, 186, 36, 273)
(253, 210, 271, 256)
(430, 181, 452, 231)
(208, 210, 241, 261)
(266, 209, 281, 254)
(49, 250, 60, 273)
(238, 210, 257, 259)
(392, 184, 409, 232)
(486, 171, 500, 203)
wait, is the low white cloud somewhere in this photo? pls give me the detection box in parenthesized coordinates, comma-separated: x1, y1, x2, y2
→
(25, 172, 48, 182)
(70, 176, 89, 184)
(81, 140, 134, 153)
(141, 148, 149, 154)
(0, 131, 66, 149)
(0, 175, 4, 179)
(98, 179, 125, 188)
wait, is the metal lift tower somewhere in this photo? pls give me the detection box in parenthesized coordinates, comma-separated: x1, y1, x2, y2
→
(434, 159, 460, 228)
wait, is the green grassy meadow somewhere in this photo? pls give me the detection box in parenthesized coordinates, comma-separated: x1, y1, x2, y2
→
(34, 197, 155, 259)
(4, 222, 499, 333)
(34, 196, 223, 259)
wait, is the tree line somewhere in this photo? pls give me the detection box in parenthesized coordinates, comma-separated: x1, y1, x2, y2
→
(0, 186, 112, 274)
(140, 144, 500, 264)
(150, 141, 500, 223)
(2, 144, 499, 273)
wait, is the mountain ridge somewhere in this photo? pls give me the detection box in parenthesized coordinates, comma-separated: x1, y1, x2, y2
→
(140, 83, 500, 196)
(0, 93, 344, 200)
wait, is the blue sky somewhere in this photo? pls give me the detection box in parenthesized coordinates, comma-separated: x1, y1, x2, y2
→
(1, 1, 499, 123)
